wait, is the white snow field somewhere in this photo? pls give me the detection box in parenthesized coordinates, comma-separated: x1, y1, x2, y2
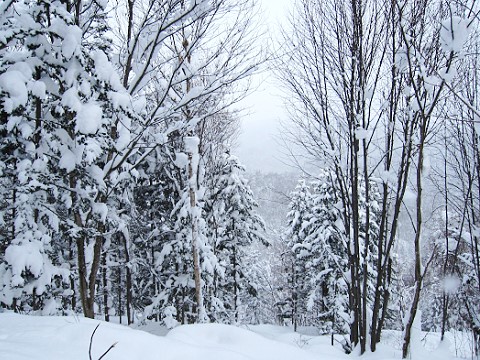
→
(0, 313, 472, 360)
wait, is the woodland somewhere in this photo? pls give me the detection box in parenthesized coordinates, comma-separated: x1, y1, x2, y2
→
(0, 0, 480, 359)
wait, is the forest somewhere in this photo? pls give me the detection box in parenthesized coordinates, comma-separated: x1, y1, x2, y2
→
(0, 0, 480, 359)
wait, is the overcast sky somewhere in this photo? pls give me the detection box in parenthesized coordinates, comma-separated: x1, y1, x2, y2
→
(233, 0, 293, 173)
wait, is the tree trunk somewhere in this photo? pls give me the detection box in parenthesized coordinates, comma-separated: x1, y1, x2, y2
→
(75, 206, 105, 318)
(402, 118, 426, 359)
(102, 252, 109, 322)
(69, 236, 77, 311)
(440, 127, 449, 341)
(122, 232, 133, 325)
(118, 264, 122, 324)
(233, 245, 238, 323)
(292, 262, 298, 332)
(188, 151, 205, 322)
(76, 233, 93, 318)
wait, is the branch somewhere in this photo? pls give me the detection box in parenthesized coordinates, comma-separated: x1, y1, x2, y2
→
(89, 324, 100, 360)
(89, 323, 118, 360)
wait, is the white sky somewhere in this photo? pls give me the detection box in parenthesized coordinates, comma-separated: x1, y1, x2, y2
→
(233, 0, 293, 173)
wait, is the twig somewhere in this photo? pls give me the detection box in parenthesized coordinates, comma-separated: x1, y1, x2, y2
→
(89, 323, 118, 360)
(89, 324, 101, 360)
(98, 342, 118, 360)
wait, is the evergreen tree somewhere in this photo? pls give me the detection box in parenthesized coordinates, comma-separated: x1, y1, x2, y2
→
(0, 0, 80, 311)
(207, 153, 266, 323)
(283, 178, 311, 329)
(284, 171, 381, 339)
(0, 0, 137, 317)
(302, 171, 350, 334)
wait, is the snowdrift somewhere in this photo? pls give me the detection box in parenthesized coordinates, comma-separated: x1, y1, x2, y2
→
(0, 313, 469, 360)
(0, 313, 345, 360)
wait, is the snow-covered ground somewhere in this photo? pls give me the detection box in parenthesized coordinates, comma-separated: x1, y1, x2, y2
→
(0, 313, 474, 360)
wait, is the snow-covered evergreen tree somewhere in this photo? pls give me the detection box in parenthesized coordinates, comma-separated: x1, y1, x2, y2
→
(282, 178, 311, 329)
(0, 0, 82, 311)
(206, 152, 266, 323)
(0, 0, 138, 317)
(283, 170, 381, 338)
(302, 171, 350, 334)
(0, 0, 263, 323)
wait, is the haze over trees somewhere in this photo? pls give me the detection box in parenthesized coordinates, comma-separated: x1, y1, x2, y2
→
(0, 0, 480, 359)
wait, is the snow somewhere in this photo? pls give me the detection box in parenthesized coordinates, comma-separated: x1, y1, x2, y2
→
(185, 135, 200, 153)
(440, 16, 469, 53)
(174, 152, 189, 168)
(92, 202, 109, 223)
(355, 127, 370, 140)
(93, 50, 123, 90)
(97, 0, 108, 10)
(89, 164, 106, 190)
(62, 87, 82, 112)
(18, 122, 33, 139)
(0, 314, 471, 360)
(61, 25, 82, 59)
(58, 147, 76, 173)
(0, 314, 340, 360)
(0, 70, 28, 113)
(75, 102, 103, 134)
(4, 242, 45, 286)
(443, 275, 461, 295)
(179, 85, 204, 106)
(29, 80, 46, 99)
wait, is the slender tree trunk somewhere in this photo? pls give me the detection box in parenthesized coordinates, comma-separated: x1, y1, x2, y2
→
(102, 252, 110, 322)
(371, 5, 398, 346)
(402, 119, 426, 359)
(361, 141, 371, 353)
(76, 234, 93, 318)
(118, 263, 122, 324)
(440, 127, 449, 341)
(233, 245, 238, 323)
(11, 188, 16, 246)
(189, 151, 205, 322)
(75, 212, 105, 318)
(122, 233, 133, 324)
(70, 275, 77, 311)
(32, 288, 37, 311)
(71, 168, 93, 318)
(292, 262, 298, 332)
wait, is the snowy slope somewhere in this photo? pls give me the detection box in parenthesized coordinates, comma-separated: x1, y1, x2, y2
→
(0, 313, 469, 360)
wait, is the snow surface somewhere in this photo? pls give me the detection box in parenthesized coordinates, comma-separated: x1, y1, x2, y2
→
(0, 313, 472, 360)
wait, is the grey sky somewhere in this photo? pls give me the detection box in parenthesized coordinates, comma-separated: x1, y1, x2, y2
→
(233, 0, 292, 173)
